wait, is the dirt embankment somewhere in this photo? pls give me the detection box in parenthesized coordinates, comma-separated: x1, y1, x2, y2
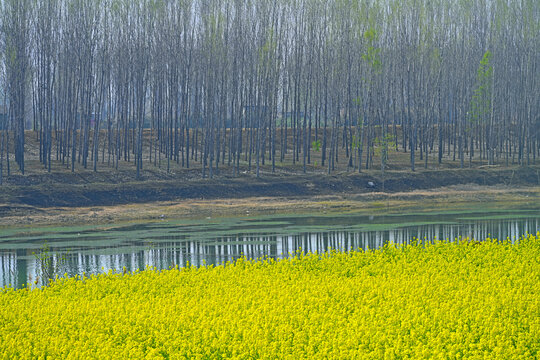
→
(1, 166, 538, 208)
(0, 165, 538, 224)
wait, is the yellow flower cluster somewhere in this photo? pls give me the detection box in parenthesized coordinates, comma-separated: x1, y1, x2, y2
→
(1, 234, 539, 359)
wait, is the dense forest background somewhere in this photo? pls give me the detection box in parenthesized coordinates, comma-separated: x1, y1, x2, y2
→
(0, 0, 538, 183)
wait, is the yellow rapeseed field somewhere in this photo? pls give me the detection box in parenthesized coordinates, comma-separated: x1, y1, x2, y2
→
(1, 234, 539, 359)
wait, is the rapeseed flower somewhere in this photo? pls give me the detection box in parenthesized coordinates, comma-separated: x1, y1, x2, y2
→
(0, 233, 538, 359)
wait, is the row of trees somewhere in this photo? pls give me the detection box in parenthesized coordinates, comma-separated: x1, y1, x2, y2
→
(0, 0, 538, 183)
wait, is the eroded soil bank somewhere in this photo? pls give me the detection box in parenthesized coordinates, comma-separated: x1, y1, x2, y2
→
(1, 165, 538, 227)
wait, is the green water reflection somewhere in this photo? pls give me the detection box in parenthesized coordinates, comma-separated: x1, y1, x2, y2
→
(1, 209, 538, 288)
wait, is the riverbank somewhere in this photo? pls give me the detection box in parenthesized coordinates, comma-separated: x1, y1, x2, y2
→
(1, 178, 539, 227)
(1, 128, 539, 226)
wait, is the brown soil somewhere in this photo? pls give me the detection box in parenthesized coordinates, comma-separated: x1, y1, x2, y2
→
(0, 166, 538, 227)
(1, 131, 538, 226)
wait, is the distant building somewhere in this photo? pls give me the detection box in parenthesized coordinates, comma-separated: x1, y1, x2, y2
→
(243, 105, 270, 127)
(282, 111, 309, 120)
(0, 100, 7, 130)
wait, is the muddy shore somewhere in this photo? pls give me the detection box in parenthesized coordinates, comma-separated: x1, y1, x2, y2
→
(1, 166, 538, 227)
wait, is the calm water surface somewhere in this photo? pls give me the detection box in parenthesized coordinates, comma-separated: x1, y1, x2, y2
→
(1, 209, 539, 288)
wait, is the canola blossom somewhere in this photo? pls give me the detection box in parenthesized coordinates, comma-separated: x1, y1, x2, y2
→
(1, 234, 539, 359)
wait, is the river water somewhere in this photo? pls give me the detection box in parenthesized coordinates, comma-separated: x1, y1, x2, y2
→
(1, 209, 539, 288)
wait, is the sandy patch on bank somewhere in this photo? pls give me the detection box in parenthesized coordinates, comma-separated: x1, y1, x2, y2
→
(1, 184, 538, 228)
